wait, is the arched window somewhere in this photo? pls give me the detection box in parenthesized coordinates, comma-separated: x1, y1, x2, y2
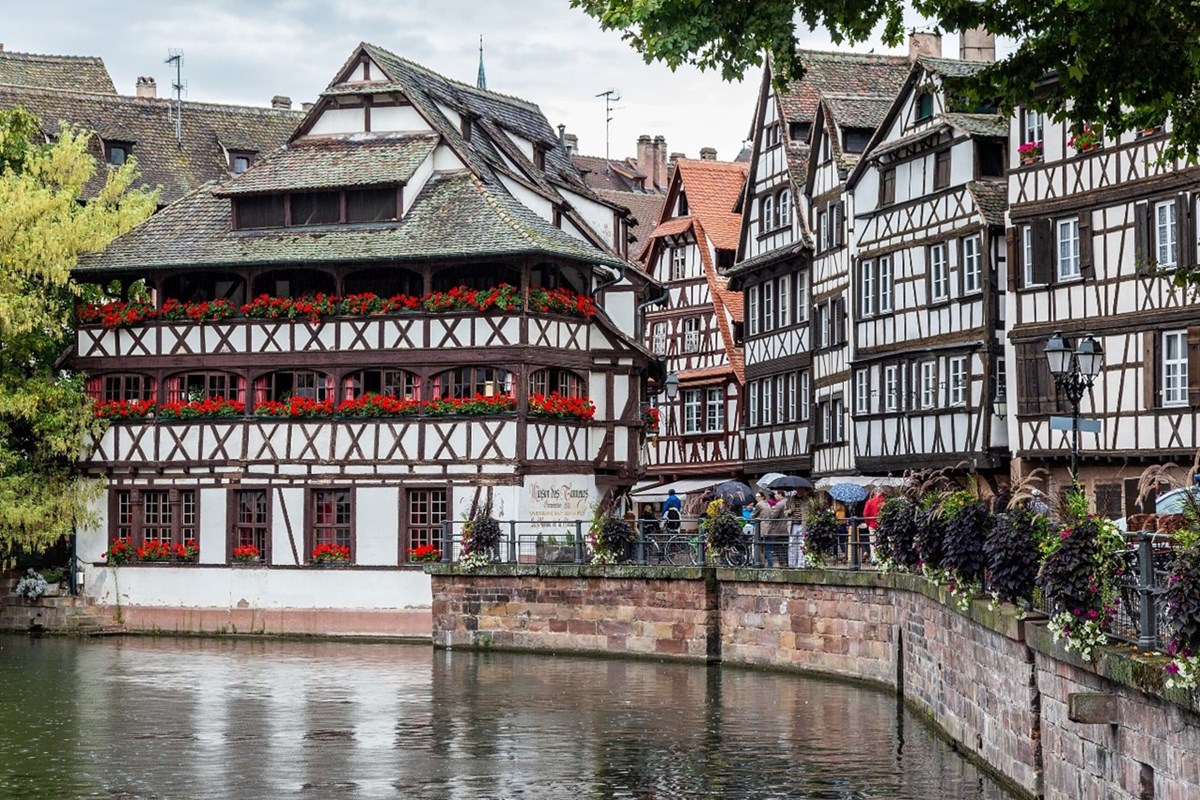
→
(162, 272, 246, 306)
(88, 373, 156, 402)
(760, 196, 773, 230)
(251, 269, 336, 299)
(432, 367, 513, 400)
(166, 372, 245, 403)
(777, 189, 791, 226)
(431, 263, 520, 292)
(254, 370, 333, 404)
(529, 368, 586, 398)
(343, 267, 423, 298)
(342, 369, 421, 401)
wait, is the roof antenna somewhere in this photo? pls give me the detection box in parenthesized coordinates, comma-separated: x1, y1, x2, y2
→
(165, 49, 185, 146)
(595, 88, 620, 163)
(476, 35, 487, 90)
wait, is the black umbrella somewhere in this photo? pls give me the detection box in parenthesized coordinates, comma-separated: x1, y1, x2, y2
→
(763, 475, 814, 491)
(711, 480, 755, 508)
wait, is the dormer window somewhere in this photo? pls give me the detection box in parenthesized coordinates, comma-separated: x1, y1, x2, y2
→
(843, 128, 872, 154)
(788, 121, 810, 144)
(229, 151, 256, 174)
(106, 141, 133, 166)
(678, 191, 689, 216)
(534, 145, 546, 170)
(916, 92, 935, 122)
(233, 187, 400, 230)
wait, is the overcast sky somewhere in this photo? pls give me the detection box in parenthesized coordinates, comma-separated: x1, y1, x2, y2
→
(0, 1, 980, 161)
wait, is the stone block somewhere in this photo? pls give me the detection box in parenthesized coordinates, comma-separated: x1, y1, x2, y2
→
(1068, 692, 1121, 725)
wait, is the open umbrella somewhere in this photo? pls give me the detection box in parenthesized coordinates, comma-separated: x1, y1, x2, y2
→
(828, 482, 868, 504)
(764, 475, 814, 492)
(711, 480, 755, 508)
(756, 472, 787, 490)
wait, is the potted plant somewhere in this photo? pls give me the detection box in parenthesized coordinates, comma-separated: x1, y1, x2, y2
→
(1017, 140, 1042, 164)
(103, 538, 134, 565)
(591, 515, 636, 564)
(459, 502, 503, 571)
(1068, 124, 1102, 153)
(15, 569, 49, 601)
(136, 540, 173, 562)
(172, 540, 200, 562)
(311, 543, 351, 565)
(407, 543, 442, 563)
(232, 543, 261, 564)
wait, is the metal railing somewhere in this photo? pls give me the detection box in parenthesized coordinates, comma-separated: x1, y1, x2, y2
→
(1103, 533, 1172, 651)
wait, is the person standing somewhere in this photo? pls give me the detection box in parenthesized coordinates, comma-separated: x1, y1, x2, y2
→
(863, 488, 886, 531)
(661, 489, 682, 516)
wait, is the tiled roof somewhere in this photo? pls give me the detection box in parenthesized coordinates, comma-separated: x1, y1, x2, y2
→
(944, 113, 1008, 138)
(644, 217, 693, 240)
(967, 180, 1008, 227)
(777, 50, 910, 126)
(76, 171, 627, 273)
(0, 50, 115, 93)
(597, 189, 666, 249)
(691, 217, 744, 383)
(0, 83, 302, 204)
(672, 159, 747, 250)
(723, 239, 809, 281)
(823, 94, 895, 130)
(216, 133, 438, 196)
(917, 55, 990, 79)
(573, 153, 651, 192)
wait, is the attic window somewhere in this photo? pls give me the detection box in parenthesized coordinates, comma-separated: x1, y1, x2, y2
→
(916, 92, 935, 121)
(233, 187, 400, 230)
(789, 121, 810, 144)
(106, 141, 133, 166)
(763, 123, 781, 148)
(461, 115, 473, 143)
(716, 250, 734, 270)
(678, 191, 689, 216)
(229, 151, 255, 175)
(843, 128, 872, 154)
(534, 145, 546, 170)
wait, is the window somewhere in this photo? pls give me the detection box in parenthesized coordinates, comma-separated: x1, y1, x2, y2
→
(111, 488, 197, 550)
(817, 208, 829, 252)
(683, 389, 702, 433)
(799, 370, 811, 420)
(748, 381, 760, 427)
(762, 281, 774, 332)
(347, 369, 420, 400)
(229, 152, 254, 174)
(884, 365, 899, 412)
(235, 195, 286, 229)
(963, 235, 982, 294)
(878, 256, 893, 313)
(930, 243, 949, 301)
(916, 92, 934, 121)
(778, 275, 791, 328)
(820, 402, 832, 444)
(528, 368, 586, 399)
(748, 285, 760, 336)
(406, 488, 448, 560)
(762, 378, 774, 425)
(346, 188, 398, 222)
(789, 121, 810, 143)
(814, 303, 828, 349)
(1156, 200, 1178, 268)
(860, 260, 875, 316)
(435, 367, 512, 399)
(652, 322, 667, 354)
(921, 361, 937, 408)
(291, 191, 341, 226)
(764, 123, 781, 148)
(978, 141, 1005, 178)
(1022, 226, 1037, 287)
(949, 356, 967, 407)
(258, 370, 332, 404)
(1057, 217, 1081, 280)
(231, 488, 268, 562)
(880, 168, 896, 206)
(995, 357, 1007, 411)
(99, 374, 155, 402)
(171, 372, 243, 403)
(761, 196, 774, 231)
(934, 150, 951, 189)
(843, 128, 872, 154)
(310, 489, 353, 561)
(106, 141, 132, 166)
(796, 272, 809, 321)
(706, 388, 723, 431)
(833, 397, 845, 441)
(786, 373, 797, 422)
(684, 318, 701, 352)
(1163, 330, 1189, 407)
(678, 192, 689, 216)
(778, 189, 791, 226)
(1022, 110, 1044, 147)
(855, 370, 870, 414)
(775, 378, 785, 427)
(671, 246, 687, 280)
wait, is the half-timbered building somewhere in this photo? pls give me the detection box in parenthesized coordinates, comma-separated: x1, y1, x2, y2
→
(1005, 97, 1200, 516)
(639, 157, 747, 487)
(727, 50, 909, 481)
(846, 51, 1010, 479)
(69, 43, 657, 631)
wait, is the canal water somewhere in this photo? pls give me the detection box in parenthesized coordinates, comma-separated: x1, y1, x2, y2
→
(0, 635, 1016, 799)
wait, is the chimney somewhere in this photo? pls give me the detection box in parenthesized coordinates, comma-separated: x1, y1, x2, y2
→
(636, 134, 653, 175)
(271, 95, 292, 110)
(564, 133, 578, 157)
(959, 27, 996, 62)
(135, 76, 156, 99)
(700, 147, 717, 161)
(301, 102, 314, 111)
(652, 135, 668, 190)
(908, 31, 943, 60)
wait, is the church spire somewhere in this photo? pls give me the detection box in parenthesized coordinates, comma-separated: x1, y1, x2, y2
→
(476, 35, 487, 90)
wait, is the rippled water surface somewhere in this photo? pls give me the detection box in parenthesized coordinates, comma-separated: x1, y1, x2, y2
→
(0, 635, 1016, 799)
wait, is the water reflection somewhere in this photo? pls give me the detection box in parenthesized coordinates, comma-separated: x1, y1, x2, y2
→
(0, 635, 1015, 799)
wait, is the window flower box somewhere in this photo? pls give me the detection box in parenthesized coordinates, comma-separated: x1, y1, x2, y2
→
(407, 544, 442, 563)
(103, 538, 134, 565)
(1017, 140, 1042, 164)
(232, 544, 261, 563)
(254, 397, 335, 418)
(160, 298, 237, 323)
(136, 540, 173, 562)
(159, 397, 245, 419)
(528, 391, 596, 421)
(311, 543, 351, 564)
(94, 399, 155, 420)
(336, 393, 421, 417)
(424, 394, 516, 416)
(1068, 124, 1102, 153)
(76, 300, 157, 328)
(173, 540, 199, 562)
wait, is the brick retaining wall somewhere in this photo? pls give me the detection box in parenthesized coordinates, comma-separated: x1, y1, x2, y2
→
(431, 564, 1200, 800)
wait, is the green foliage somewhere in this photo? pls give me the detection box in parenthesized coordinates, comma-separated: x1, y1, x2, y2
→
(985, 509, 1042, 607)
(466, 512, 503, 553)
(0, 107, 156, 554)
(1165, 545, 1200, 657)
(942, 498, 993, 586)
(802, 502, 840, 565)
(572, 0, 1200, 160)
(875, 497, 919, 570)
(595, 516, 636, 556)
(914, 496, 947, 570)
(701, 513, 743, 552)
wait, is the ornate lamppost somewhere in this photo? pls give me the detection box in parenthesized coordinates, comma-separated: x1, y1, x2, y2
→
(1043, 331, 1104, 485)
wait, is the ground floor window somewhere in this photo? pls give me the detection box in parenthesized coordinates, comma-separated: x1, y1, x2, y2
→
(231, 488, 270, 563)
(309, 488, 354, 562)
(110, 487, 198, 556)
(405, 488, 449, 562)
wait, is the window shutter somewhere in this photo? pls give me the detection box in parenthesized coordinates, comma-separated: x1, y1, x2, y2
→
(1189, 327, 1200, 407)
(833, 201, 844, 247)
(1032, 219, 1053, 284)
(1078, 211, 1095, 279)
(1144, 332, 1159, 409)
(1177, 194, 1193, 268)
(956, 237, 965, 297)
(835, 296, 847, 344)
(1134, 201, 1151, 275)
(1008, 229, 1021, 290)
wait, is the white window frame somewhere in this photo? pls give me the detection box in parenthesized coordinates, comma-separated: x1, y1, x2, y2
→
(762, 377, 774, 425)
(748, 285, 760, 336)
(878, 255, 893, 313)
(833, 397, 845, 441)
(817, 209, 829, 252)
(930, 243, 949, 301)
(1022, 225, 1038, 286)
(1163, 330, 1189, 407)
(684, 318, 700, 352)
(1057, 217, 1081, 280)
(963, 235, 982, 294)
(921, 361, 937, 409)
(683, 389, 702, 433)
(761, 196, 774, 232)
(796, 272, 809, 321)
(1156, 200, 1178, 269)
(671, 246, 687, 280)
(855, 369, 870, 414)
(778, 189, 791, 226)
(652, 322, 666, 355)
(860, 260, 875, 317)
(762, 281, 775, 333)
(775, 376, 785, 425)
(786, 372, 797, 422)
(778, 276, 791, 328)
(949, 356, 967, 407)
(748, 381, 759, 427)
(1023, 109, 1043, 146)
(821, 402, 832, 443)
(884, 365, 898, 412)
(706, 387, 723, 431)
(799, 370, 811, 420)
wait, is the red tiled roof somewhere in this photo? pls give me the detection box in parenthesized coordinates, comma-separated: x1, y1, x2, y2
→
(777, 50, 910, 126)
(672, 158, 748, 250)
(692, 216, 745, 384)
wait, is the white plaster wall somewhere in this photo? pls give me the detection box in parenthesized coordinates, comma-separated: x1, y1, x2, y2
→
(273, 487, 304, 566)
(404, 154, 435, 215)
(432, 145, 467, 172)
(356, 487, 399, 566)
(371, 105, 429, 133)
(500, 175, 554, 221)
(198, 488, 226, 565)
(309, 107, 364, 136)
(601, 290, 636, 336)
(77, 485, 108, 563)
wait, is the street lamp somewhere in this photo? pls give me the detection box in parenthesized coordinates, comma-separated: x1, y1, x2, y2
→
(663, 372, 680, 401)
(992, 391, 1007, 418)
(1043, 331, 1104, 485)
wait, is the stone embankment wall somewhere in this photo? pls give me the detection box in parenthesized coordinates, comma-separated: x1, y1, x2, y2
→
(430, 564, 1200, 800)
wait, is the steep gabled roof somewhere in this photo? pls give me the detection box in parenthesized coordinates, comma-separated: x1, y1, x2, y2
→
(0, 49, 115, 93)
(0, 83, 302, 204)
(671, 159, 748, 250)
(597, 189, 667, 253)
(777, 50, 910, 126)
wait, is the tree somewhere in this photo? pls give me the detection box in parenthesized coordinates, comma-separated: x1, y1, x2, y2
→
(0, 107, 157, 554)
(571, 0, 1200, 160)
